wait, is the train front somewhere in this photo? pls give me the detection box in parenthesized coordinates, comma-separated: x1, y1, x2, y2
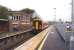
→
(32, 16, 42, 33)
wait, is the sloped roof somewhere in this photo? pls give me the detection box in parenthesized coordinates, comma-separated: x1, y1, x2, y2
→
(0, 19, 8, 21)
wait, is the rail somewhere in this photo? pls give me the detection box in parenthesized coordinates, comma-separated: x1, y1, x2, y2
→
(0, 28, 33, 39)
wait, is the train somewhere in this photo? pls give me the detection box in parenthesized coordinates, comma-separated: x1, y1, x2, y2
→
(32, 17, 49, 34)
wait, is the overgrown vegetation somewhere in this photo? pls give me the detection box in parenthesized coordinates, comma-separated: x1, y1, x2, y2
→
(0, 5, 8, 19)
(21, 8, 35, 14)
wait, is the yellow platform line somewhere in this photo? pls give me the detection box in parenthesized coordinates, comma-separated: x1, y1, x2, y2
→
(65, 30, 72, 32)
(65, 31, 72, 32)
(38, 32, 49, 50)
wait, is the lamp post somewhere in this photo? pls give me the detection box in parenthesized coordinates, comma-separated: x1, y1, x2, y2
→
(53, 8, 56, 21)
(53, 8, 56, 23)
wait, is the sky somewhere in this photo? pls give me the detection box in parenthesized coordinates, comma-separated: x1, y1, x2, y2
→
(0, 0, 72, 21)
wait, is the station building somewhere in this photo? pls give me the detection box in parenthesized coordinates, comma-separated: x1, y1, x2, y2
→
(8, 11, 34, 32)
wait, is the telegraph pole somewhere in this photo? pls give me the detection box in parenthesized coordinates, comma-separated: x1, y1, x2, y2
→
(70, 0, 74, 50)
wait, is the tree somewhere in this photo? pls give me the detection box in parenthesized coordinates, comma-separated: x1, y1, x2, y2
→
(0, 5, 8, 19)
(21, 8, 35, 21)
(21, 8, 35, 14)
(33, 16, 41, 20)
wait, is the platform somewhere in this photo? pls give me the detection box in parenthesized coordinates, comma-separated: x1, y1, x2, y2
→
(14, 26, 53, 50)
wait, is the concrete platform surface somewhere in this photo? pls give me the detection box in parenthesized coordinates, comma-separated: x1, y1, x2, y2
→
(14, 26, 54, 50)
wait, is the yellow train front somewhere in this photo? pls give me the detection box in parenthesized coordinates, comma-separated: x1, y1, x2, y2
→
(32, 17, 42, 33)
